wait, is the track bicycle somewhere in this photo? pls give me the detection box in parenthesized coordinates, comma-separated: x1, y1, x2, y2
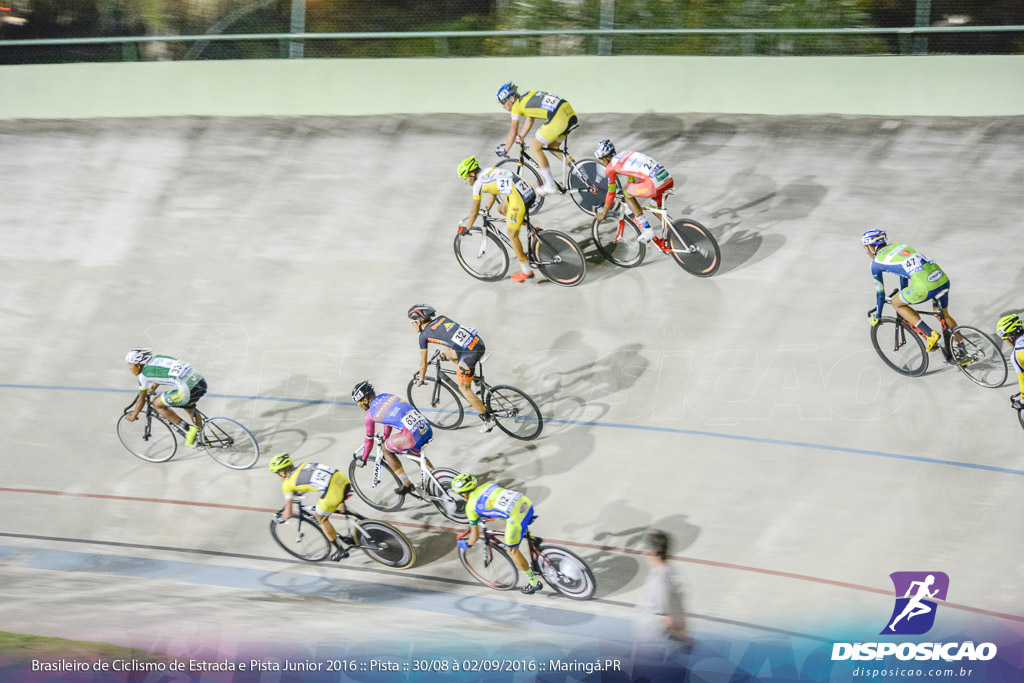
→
(116, 395, 260, 469)
(454, 211, 586, 287)
(269, 503, 415, 568)
(868, 289, 1007, 387)
(407, 349, 543, 440)
(348, 434, 467, 524)
(591, 189, 721, 277)
(457, 519, 596, 600)
(495, 131, 607, 216)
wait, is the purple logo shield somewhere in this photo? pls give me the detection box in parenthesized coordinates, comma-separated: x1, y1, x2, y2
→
(881, 571, 949, 635)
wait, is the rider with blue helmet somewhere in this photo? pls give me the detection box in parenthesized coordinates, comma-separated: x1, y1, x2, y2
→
(494, 81, 578, 196)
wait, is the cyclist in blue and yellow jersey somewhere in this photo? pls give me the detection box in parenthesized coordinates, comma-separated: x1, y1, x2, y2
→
(451, 473, 543, 595)
(124, 347, 207, 446)
(494, 82, 578, 196)
(996, 314, 1024, 411)
(409, 304, 496, 433)
(352, 380, 433, 496)
(863, 230, 961, 352)
(458, 155, 538, 282)
(270, 453, 352, 561)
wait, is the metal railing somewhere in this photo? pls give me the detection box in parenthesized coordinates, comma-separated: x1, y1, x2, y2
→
(2, 26, 1023, 61)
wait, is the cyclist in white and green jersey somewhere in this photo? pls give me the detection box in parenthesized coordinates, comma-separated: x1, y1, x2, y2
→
(124, 347, 208, 446)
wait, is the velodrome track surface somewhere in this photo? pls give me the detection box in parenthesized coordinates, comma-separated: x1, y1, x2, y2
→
(2, 114, 1023, 658)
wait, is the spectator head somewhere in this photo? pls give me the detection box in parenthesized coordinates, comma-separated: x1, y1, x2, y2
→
(645, 529, 670, 561)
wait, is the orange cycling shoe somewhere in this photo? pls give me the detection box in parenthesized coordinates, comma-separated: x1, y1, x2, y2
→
(511, 271, 535, 283)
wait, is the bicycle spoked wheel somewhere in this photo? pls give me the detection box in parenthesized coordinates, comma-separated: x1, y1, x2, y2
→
(487, 385, 543, 441)
(454, 227, 509, 281)
(536, 544, 596, 600)
(870, 318, 928, 376)
(567, 159, 608, 216)
(352, 520, 416, 569)
(117, 413, 177, 463)
(459, 542, 519, 590)
(667, 219, 721, 277)
(949, 325, 1008, 388)
(347, 458, 406, 512)
(406, 376, 464, 429)
(532, 230, 586, 287)
(592, 216, 645, 268)
(497, 158, 545, 213)
(198, 417, 260, 469)
(426, 467, 468, 524)
(269, 515, 331, 562)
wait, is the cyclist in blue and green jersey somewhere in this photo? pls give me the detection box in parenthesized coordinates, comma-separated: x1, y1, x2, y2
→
(124, 347, 207, 446)
(451, 473, 542, 594)
(862, 230, 960, 352)
(996, 314, 1024, 410)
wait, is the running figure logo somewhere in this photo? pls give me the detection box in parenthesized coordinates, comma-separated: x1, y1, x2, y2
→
(882, 572, 949, 635)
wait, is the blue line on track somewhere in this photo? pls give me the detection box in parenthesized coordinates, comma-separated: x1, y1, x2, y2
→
(0, 545, 633, 642)
(2, 382, 1021, 476)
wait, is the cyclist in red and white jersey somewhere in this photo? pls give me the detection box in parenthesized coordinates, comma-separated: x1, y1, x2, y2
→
(592, 140, 674, 245)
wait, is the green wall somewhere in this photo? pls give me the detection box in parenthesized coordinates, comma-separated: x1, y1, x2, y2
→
(3, 55, 1023, 119)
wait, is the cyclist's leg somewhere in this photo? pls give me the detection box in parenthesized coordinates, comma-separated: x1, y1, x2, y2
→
(895, 283, 941, 350)
(505, 195, 531, 278)
(505, 503, 541, 591)
(932, 283, 961, 342)
(455, 350, 488, 416)
(315, 477, 350, 559)
(623, 179, 657, 239)
(153, 391, 187, 430)
(183, 379, 207, 429)
(383, 430, 416, 488)
(532, 104, 575, 187)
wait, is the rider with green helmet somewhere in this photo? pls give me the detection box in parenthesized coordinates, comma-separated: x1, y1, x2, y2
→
(270, 453, 352, 561)
(451, 473, 542, 594)
(457, 155, 538, 282)
(996, 314, 1024, 410)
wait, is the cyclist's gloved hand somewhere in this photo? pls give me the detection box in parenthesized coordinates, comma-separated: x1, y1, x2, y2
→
(494, 144, 509, 158)
(1011, 395, 1023, 411)
(868, 315, 880, 327)
(457, 539, 471, 550)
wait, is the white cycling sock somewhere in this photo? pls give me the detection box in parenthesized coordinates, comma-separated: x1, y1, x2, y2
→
(540, 166, 556, 188)
(398, 472, 410, 485)
(520, 261, 532, 274)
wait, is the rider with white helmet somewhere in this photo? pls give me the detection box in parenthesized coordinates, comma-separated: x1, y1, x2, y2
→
(124, 347, 207, 446)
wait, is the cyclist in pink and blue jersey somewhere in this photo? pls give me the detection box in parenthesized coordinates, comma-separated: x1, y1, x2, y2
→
(353, 380, 433, 496)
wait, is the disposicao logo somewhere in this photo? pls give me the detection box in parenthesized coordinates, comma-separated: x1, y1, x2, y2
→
(831, 572, 997, 662)
(882, 571, 948, 635)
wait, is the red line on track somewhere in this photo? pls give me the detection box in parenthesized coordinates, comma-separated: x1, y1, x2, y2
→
(3, 486, 1021, 624)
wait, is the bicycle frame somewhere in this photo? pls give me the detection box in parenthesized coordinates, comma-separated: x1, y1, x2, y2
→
(423, 349, 493, 406)
(608, 190, 701, 255)
(876, 290, 957, 362)
(124, 395, 206, 441)
(365, 434, 456, 506)
(505, 131, 592, 196)
(475, 212, 564, 269)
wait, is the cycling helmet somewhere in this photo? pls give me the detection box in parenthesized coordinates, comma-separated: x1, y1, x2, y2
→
(457, 156, 480, 180)
(352, 380, 375, 403)
(996, 314, 1024, 339)
(496, 81, 518, 104)
(861, 229, 887, 247)
(408, 304, 436, 322)
(268, 452, 293, 473)
(125, 347, 153, 365)
(451, 473, 478, 494)
(594, 139, 616, 159)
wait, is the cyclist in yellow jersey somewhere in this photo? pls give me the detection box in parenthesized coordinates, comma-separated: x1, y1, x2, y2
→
(451, 473, 543, 594)
(457, 155, 538, 283)
(495, 82, 578, 196)
(996, 314, 1024, 411)
(269, 453, 352, 561)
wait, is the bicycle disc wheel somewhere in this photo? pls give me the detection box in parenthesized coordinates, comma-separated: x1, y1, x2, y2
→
(459, 542, 519, 590)
(486, 385, 543, 441)
(667, 219, 721, 277)
(536, 544, 596, 600)
(454, 227, 509, 282)
(117, 413, 177, 463)
(198, 417, 260, 470)
(567, 159, 608, 216)
(352, 520, 416, 569)
(870, 318, 928, 377)
(407, 376, 464, 430)
(426, 467, 468, 524)
(531, 230, 586, 287)
(269, 514, 331, 562)
(949, 325, 1008, 388)
(496, 158, 545, 213)
(347, 457, 406, 512)
(592, 216, 645, 268)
